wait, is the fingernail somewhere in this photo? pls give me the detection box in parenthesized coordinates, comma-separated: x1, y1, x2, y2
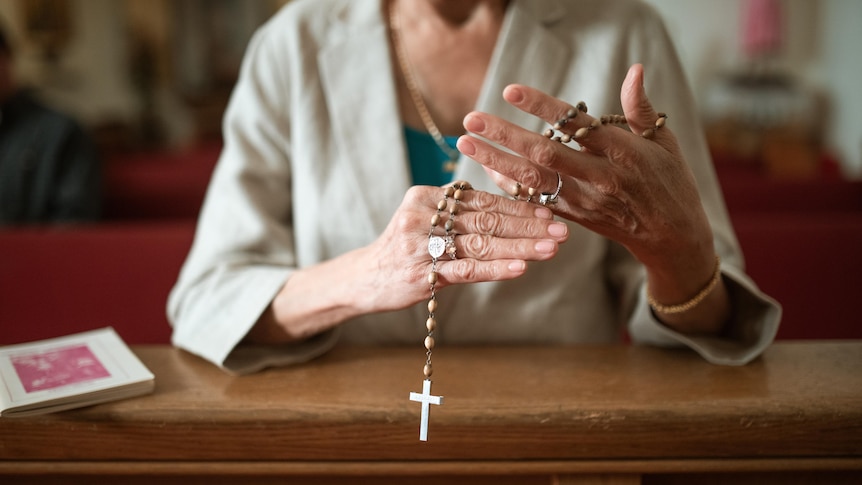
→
(504, 85, 524, 103)
(456, 136, 476, 156)
(547, 222, 568, 238)
(535, 240, 556, 253)
(534, 207, 553, 219)
(463, 113, 486, 133)
(508, 260, 526, 272)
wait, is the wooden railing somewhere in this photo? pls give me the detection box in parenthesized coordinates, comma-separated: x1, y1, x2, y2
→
(2, 342, 861, 484)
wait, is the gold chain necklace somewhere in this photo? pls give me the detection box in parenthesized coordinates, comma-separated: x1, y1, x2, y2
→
(389, 2, 461, 173)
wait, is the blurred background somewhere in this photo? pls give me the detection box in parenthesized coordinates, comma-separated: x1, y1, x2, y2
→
(1, 0, 860, 345)
(0, 0, 858, 176)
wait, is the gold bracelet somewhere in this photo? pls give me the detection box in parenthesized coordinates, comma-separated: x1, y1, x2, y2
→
(647, 256, 722, 315)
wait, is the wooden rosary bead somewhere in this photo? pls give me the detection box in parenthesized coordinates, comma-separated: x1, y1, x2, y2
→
(427, 299, 437, 313)
(540, 99, 665, 145)
(574, 126, 590, 139)
(430, 213, 441, 227)
(427, 272, 438, 285)
(437, 199, 448, 211)
(424, 336, 435, 350)
(423, 363, 433, 378)
(640, 113, 668, 139)
(426, 317, 436, 332)
(509, 182, 521, 198)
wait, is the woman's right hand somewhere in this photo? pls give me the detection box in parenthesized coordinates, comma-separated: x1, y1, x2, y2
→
(250, 183, 569, 343)
(363, 183, 570, 312)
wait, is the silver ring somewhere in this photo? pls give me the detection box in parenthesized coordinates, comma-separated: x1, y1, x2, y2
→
(539, 172, 562, 206)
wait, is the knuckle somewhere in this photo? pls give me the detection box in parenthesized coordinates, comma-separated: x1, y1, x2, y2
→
(393, 210, 415, 233)
(528, 141, 559, 167)
(404, 185, 426, 203)
(517, 165, 544, 190)
(595, 177, 621, 197)
(451, 258, 480, 280)
(490, 124, 515, 148)
(463, 234, 493, 259)
(473, 212, 505, 237)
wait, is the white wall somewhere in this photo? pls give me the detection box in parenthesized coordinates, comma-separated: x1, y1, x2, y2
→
(644, 0, 862, 177)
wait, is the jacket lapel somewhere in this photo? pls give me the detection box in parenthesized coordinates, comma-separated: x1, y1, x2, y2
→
(319, 0, 571, 225)
(319, 0, 411, 236)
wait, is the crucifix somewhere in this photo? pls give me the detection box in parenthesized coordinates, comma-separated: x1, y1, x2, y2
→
(409, 378, 443, 441)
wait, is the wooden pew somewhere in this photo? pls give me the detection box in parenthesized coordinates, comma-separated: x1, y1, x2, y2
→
(2, 342, 860, 484)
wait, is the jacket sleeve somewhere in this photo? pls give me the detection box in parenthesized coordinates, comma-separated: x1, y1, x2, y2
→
(166, 19, 338, 374)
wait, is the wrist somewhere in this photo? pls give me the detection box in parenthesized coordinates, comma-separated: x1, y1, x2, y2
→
(642, 236, 717, 311)
(647, 255, 721, 315)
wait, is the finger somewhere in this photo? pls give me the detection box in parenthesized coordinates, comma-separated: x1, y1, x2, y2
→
(455, 186, 557, 221)
(457, 120, 606, 201)
(501, 83, 634, 157)
(434, 258, 528, 286)
(480, 166, 548, 204)
(621, 63, 685, 155)
(458, 133, 576, 202)
(452, 233, 560, 261)
(462, 110, 602, 174)
(619, 64, 656, 137)
(454, 209, 569, 242)
(479, 165, 520, 198)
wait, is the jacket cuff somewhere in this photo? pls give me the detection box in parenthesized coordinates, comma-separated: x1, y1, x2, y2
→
(628, 263, 782, 366)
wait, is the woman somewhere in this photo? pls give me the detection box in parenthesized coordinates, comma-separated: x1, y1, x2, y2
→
(168, 0, 780, 374)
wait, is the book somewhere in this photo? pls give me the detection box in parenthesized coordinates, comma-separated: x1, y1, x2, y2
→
(0, 327, 154, 417)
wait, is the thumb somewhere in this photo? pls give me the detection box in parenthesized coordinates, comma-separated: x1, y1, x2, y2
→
(621, 64, 658, 137)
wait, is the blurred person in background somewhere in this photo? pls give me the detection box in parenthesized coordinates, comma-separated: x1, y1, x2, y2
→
(0, 24, 101, 225)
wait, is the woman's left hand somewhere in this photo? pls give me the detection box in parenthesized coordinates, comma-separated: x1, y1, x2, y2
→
(456, 63, 728, 334)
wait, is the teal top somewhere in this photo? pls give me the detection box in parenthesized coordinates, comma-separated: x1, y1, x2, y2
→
(404, 125, 459, 186)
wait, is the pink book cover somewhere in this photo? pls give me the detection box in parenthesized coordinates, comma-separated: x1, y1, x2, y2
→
(0, 328, 154, 417)
(12, 344, 112, 393)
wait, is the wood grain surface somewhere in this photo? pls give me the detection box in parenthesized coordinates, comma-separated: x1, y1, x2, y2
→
(2, 342, 861, 483)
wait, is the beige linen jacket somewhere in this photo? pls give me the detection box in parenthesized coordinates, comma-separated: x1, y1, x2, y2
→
(168, 0, 781, 374)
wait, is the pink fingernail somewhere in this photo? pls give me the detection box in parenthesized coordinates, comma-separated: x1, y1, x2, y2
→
(547, 223, 567, 238)
(456, 136, 476, 156)
(504, 85, 524, 103)
(508, 261, 526, 272)
(463, 113, 486, 133)
(535, 241, 556, 253)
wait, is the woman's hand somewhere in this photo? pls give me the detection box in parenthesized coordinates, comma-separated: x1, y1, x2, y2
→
(363, 184, 569, 312)
(456, 64, 729, 335)
(251, 183, 569, 343)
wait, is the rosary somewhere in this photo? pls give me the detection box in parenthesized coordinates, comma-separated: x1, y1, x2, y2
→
(408, 104, 669, 441)
(409, 180, 470, 441)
